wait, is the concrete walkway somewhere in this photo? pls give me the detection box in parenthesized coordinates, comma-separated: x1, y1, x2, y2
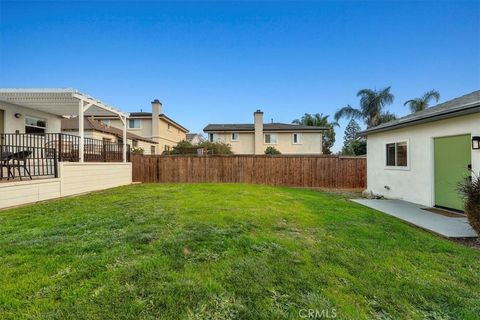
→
(351, 199, 478, 238)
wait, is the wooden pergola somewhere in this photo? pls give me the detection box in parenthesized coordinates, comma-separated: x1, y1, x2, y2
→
(0, 88, 130, 162)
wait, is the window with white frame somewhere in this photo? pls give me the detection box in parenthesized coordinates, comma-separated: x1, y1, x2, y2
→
(231, 132, 239, 141)
(264, 133, 277, 144)
(128, 119, 142, 129)
(100, 119, 111, 126)
(292, 133, 302, 144)
(386, 141, 408, 167)
(208, 133, 215, 142)
(25, 116, 47, 134)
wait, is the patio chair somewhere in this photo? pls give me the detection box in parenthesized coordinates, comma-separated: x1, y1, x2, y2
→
(8, 150, 33, 180)
(45, 140, 78, 161)
(0, 150, 14, 180)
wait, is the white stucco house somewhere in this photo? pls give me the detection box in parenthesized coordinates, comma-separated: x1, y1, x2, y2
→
(361, 90, 480, 212)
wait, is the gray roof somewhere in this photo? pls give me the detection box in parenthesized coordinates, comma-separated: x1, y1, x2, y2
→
(186, 133, 205, 142)
(203, 123, 327, 132)
(360, 90, 480, 135)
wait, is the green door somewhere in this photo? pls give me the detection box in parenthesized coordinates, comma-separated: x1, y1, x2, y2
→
(434, 134, 471, 211)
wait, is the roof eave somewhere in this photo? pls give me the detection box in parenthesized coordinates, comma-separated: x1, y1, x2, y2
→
(360, 105, 480, 136)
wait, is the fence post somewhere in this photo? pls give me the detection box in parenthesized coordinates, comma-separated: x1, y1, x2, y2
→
(58, 133, 63, 162)
(53, 149, 58, 178)
(103, 142, 107, 162)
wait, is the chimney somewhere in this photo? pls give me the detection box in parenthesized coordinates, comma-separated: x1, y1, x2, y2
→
(151, 99, 162, 147)
(254, 109, 264, 154)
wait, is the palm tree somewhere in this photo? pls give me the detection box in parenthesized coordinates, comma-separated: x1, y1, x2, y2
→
(403, 90, 440, 113)
(293, 113, 339, 154)
(334, 87, 396, 128)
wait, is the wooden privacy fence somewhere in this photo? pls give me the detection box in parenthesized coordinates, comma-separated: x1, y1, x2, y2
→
(131, 154, 366, 189)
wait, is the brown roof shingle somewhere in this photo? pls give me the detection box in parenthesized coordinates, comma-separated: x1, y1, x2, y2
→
(61, 117, 157, 144)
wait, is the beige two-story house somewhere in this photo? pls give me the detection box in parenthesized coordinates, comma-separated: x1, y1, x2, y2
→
(61, 117, 158, 154)
(204, 110, 326, 154)
(94, 99, 189, 154)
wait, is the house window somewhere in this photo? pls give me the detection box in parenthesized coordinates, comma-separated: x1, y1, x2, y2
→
(25, 116, 47, 134)
(128, 119, 141, 129)
(264, 133, 277, 144)
(132, 140, 138, 148)
(231, 133, 239, 141)
(209, 133, 215, 142)
(150, 145, 156, 154)
(292, 133, 302, 144)
(100, 119, 111, 126)
(386, 142, 408, 167)
(167, 123, 171, 131)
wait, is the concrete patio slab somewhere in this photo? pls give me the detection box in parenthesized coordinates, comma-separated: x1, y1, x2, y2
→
(351, 199, 478, 238)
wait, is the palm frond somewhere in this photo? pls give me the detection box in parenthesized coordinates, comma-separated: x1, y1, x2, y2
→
(422, 90, 440, 104)
(334, 105, 363, 122)
(379, 111, 396, 124)
(403, 99, 416, 106)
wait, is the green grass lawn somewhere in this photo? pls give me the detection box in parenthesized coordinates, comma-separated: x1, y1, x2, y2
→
(0, 184, 479, 319)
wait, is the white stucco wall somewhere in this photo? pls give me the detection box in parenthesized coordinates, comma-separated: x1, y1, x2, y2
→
(0, 101, 61, 133)
(211, 132, 323, 155)
(0, 162, 132, 209)
(59, 162, 132, 196)
(366, 113, 480, 207)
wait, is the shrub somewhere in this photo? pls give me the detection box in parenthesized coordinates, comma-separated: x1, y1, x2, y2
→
(171, 140, 196, 154)
(265, 146, 281, 155)
(131, 147, 144, 154)
(165, 140, 233, 155)
(197, 141, 233, 155)
(458, 172, 480, 235)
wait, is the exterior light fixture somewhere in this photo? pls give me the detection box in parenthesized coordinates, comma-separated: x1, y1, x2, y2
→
(472, 136, 480, 150)
(14, 113, 22, 118)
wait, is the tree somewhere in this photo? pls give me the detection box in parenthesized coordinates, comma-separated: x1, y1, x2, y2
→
(292, 113, 338, 154)
(404, 90, 440, 113)
(350, 139, 367, 155)
(341, 119, 361, 155)
(341, 119, 366, 156)
(334, 87, 396, 128)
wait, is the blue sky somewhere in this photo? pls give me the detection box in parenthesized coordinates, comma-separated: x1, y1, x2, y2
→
(0, 1, 479, 152)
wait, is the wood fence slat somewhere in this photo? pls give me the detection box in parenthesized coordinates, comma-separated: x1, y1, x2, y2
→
(131, 155, 366, 189)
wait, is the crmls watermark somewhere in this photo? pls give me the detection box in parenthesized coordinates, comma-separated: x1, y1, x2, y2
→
(299, 308, 337, 319)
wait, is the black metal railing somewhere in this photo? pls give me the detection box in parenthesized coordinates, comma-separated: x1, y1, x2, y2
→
(0, 144, 57, 180)
(0, 133, 130, 181)
(0, 133, 130, 163)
